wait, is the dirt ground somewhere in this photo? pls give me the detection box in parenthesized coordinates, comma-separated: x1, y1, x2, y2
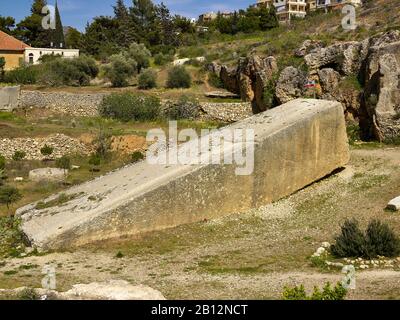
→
(1, 145, 400, 300)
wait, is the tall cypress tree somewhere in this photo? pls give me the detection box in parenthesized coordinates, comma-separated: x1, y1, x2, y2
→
(50, 1, 65, 48)
(15, 0, 50, 47)
(113, 0, 137, 47)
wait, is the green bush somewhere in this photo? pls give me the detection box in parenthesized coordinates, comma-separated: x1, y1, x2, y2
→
(0, 154, 5, 170)
(282, 282, 347, 300)
(124, 43, 151, 73)
(331, 219, 400, 259)
(154, 53, 173, 66)
(55, 156, 71, 174)
(4, 66, 38, 84)
(103, 54, 137, 87)
(166, 66, 191, 89)
(99, 93, 161, 122)
(0, 185, 22, 212)
(0, 216, 24, 258)
(208, 72, 224, 89)
(138, 69, 157, 90)
(18, 288, 39, 300)
(165, 95, 200, 120)
(38, 55, 98, 87)
(40, 144, 54, 158)
(131, 151, 144, 163)
(12, 151, 26, 161)
(364, 220, 400, 259)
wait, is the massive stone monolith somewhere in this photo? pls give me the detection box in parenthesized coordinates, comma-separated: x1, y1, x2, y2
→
(17, 99, 349, 250)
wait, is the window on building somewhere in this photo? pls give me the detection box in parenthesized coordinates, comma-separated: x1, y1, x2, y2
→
(28, 53, 34, 64)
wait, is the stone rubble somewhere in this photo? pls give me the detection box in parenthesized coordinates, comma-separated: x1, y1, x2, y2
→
(0, 133, 92, 160)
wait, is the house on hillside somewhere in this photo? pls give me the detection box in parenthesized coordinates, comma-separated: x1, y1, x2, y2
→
(255, 0, 307, 23)
(0, 31, 79, 70)
(0, 30, 30, 70)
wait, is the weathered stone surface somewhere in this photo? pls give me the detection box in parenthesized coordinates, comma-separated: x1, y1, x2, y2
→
(317, 68, 361, 120)
(29, 168, 67, 182)
(17, 99, 349, 250)
(294, 39, 323, 57)
(0, 86, 20, 111)
(205, 91, 240, 99)
(0, 133, 92, 160)
(275, 67, 306, 105)
(387, 196, 400, 211)
(361, 42, 400, 141)
(210, 56, 278, 113)
(59, 281, 165, 300)
(304, 41, 368, 76)
(1, 281, 165, 300)
(220, 65, 240, 94)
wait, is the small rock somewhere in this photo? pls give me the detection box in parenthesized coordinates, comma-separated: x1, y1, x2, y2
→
(14, 177, 24, 182)
(387, 196, 400, 211)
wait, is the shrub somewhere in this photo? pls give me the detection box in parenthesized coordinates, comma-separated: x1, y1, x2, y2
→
(282, 282, 347, 300)
(124, 42, 151, 73)
(99, 93, 161, 122)
(131, 151, 144, 163)
(95, 130, 111, 159)
(55, 156, 71, 174)
(103, 54, 137, 87)
(38, 56, 98, 87)
(138, 69, 157, 90)
(154, 53, 173, 66)
(18, 288, 39, 300)
(165, 95, 200, 120)
(12, 151, 26, 161)
(4, 66, 38, 84)
(40, 144, 54, 158)
(208, 72, 224, 89)
(0, 57, 5, 81)
(0, 154, 5, 170)
(331, 219, 400, 259)
(88, 153, 101, 172)
(364, 220, 400, 259)
(166, 66, 191, 89)
(331, 219, 365, 258)
(0, 185, 22, 213)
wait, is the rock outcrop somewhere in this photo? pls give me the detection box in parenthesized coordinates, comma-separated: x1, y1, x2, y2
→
(208, 56, 278, 113)
(361, 42, 400, 141)
(275, 66, 307, 105)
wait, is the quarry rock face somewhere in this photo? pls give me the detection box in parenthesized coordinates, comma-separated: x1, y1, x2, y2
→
(211, 55, 278, 112)
(29, 168, 68, 182)
(275, 66, 306, 105)
(17, 99, 349, 250)
(361, 42, 400, 141)
(0, 86, 20, 111)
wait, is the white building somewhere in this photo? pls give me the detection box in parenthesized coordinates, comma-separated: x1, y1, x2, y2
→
(24, 47, 79, 65)
(256, 0, 307, 23)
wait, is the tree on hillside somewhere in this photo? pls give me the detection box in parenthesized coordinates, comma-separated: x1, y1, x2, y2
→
(0, 15, 15, 33)
(259, 6, 278, 30)
(113, 0, 137, 47)
(49, 1, 65, 48)
(15, 0, 50, 47)
(65, 27, 83, 49)
(82, 16, 119, 59)
(0, 185, 22, 216)
(124, 42, 151, 73)
(130, 0, 157, 45)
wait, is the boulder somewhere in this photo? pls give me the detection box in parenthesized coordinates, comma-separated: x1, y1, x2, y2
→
(29, 168, 67, 182)
(220, 65, 240, 94)
(318, 68, 341, 96)
(387, 196, 400, 211)
(275, 67, 306, 105)
(59, 280, 165, 300)
(294, 39, 323, 57)
(0, 86, 20, 112)
(361, 42, 400, 141)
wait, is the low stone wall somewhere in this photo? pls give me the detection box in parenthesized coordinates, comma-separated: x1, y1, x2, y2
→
(19, 90, 252, 123)
(0, 134, 92, 160)
(19, 91, 105, 117)
(17, 99, 349, 250)
(0, 86, 20, 111)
